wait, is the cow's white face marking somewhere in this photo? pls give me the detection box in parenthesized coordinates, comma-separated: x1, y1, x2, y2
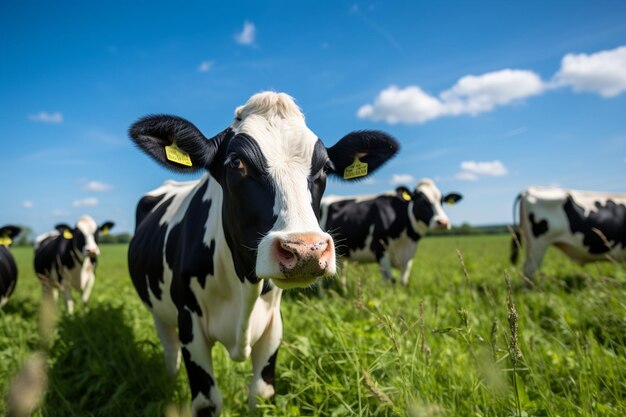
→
(231, 92, 336, 280)
(411, 178, 450, 230)
(76, 215, 100, 255)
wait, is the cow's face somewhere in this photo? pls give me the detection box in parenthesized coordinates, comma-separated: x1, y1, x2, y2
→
(398, 179, 462, 234)
(55, 216, 115, 260)
(130, 92, 399, 289)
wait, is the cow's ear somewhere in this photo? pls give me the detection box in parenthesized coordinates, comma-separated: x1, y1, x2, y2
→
(395, 186, 413, 202)
(442, 193, 463, 205)
(99, 221, 115, 236)
(129, 115, 232, 173)
(0, 225, 21, 246)
(327, 130, 399, 181)
(55, 224, 74, 240)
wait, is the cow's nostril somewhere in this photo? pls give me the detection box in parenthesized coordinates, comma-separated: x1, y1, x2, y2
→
(275, 240, 297, 267)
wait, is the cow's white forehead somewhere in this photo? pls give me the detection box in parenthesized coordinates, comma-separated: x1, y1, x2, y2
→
(76, 215, 98, 236)
(232, 92, 319, 170)
(416, 178, 442, 202)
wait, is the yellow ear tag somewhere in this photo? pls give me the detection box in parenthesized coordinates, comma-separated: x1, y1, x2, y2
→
(165, 142, 193, 167)
(402, 191, 412, 201)
(0, 236, 12, 246)
(343, 157, 368, 180)
(63, 230, 73, 240)
(101, 227, 110, 236)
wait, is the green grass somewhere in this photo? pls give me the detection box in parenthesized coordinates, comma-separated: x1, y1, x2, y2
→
(1, 236, 625, 416)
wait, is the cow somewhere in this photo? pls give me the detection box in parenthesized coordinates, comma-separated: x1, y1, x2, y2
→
(127, 91, 399, 416)
(34, 215, 114, 313)
(511, 186, 626, 278)
(0, 225, 21, 308)
(319, 179, 462, 287)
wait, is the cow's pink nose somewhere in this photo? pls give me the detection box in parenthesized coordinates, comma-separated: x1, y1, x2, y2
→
(436, 218, 449, 228)
(273, 233, 334, 278)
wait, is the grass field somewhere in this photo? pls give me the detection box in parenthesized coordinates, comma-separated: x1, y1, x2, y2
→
(1, 235, 625, 416)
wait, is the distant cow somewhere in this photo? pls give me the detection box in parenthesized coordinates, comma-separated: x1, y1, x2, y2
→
(34, 216, 114, 313)
(127, 91, 398, 416)
(0, 225, 21, 308)
(320, 179, 462, 286)
(511, 186, 626, 278)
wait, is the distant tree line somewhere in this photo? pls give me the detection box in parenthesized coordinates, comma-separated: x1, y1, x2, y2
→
(427, 223, 512, 236)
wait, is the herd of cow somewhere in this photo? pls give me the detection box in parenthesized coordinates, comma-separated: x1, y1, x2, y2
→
(1, 92, 624, 416)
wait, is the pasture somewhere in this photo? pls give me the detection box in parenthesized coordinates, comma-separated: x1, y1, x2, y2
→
(1, 235, 624, 417)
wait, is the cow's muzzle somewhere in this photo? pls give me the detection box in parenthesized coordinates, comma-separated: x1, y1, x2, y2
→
(271, 232, 335, 287)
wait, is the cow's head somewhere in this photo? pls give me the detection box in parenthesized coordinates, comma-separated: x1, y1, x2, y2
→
(55, 216, 115, 259)
(130, 92, 399, 289)
(0, 225, 21, 247)
(396, 179, 462, 234)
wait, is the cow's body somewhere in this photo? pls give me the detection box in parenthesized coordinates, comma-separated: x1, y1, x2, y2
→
(0, 226, 21, 308)
(127, 91, 398, 416)
(34, 216, 114, 313)
(512, 186, 626, 277)
(320, 179, 461, 286)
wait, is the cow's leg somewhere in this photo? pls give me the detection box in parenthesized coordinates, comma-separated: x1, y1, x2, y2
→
(179, 309, 222, 417)
(230, 281, 262, 361)
(524, 240, 549, 280)
(154, 315, 180, 375)
(248, 311, 283, 411)
(62, 285, 75, 314)
(377, 253, 395, 283)
(399, 258, 414, 287)
(81, 274, 95, 304)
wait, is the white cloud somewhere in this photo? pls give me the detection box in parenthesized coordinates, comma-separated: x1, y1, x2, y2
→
(235, 21, 256, 45)
(22, 200, 33, 209)
(390, 174, 416, 185)
(198, 60, 214, 72)
(28, 111, 63, 123)
(456, 160, 508, 181)
(72, 198, 99, 207)
(83, 181, 113, 192)
(358, 69, 544, 124)
(553, 46, 626, 97)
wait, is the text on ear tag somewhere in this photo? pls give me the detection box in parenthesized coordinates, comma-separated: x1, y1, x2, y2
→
(63, 230, 73, 240)
(165, 143, 193, 167)
(343, 157, 368, 180)
(0, 236, 12, 246)
(402, 191, 412, 201)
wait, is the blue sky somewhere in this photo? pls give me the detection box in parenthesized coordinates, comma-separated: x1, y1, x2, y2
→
(2, 0, 625, 235)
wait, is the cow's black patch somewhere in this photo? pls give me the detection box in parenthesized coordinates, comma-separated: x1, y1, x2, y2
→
(178, 307, 194, 345)
(0, 246, 18, 302)
(261, 279, 273, 295)
(529, 213, 549, 237)
(128, 195, 174, 307)
(220, 134, 276, 284)
(196, 407, 217, 417)
(164, 180, 216, 315)
(181, 347, 216, 402)
(34, 228, 88, 284)
(410, 191, 435, 237)
(261, 348, 279, 387)
(563, 197, 626, 254)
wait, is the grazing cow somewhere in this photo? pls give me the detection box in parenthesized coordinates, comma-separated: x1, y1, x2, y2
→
(0, 225, 21, 308)
(511, 186, 626, 278)
(34, 216, 114, 313)
(127, 91, 398, 416)
(320, 179, 462, 286)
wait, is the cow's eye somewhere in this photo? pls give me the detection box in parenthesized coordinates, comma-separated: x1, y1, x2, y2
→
(229, 158, 244, 169)
(323, 160, 334, 173)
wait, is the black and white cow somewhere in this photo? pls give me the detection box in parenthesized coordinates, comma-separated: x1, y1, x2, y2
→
(127, 91, 398, 416)
(34, 216, 114, 313)
(0, 225, 21, 308)
(320, 179, 462, 286)
(511, 186, 626, 278)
